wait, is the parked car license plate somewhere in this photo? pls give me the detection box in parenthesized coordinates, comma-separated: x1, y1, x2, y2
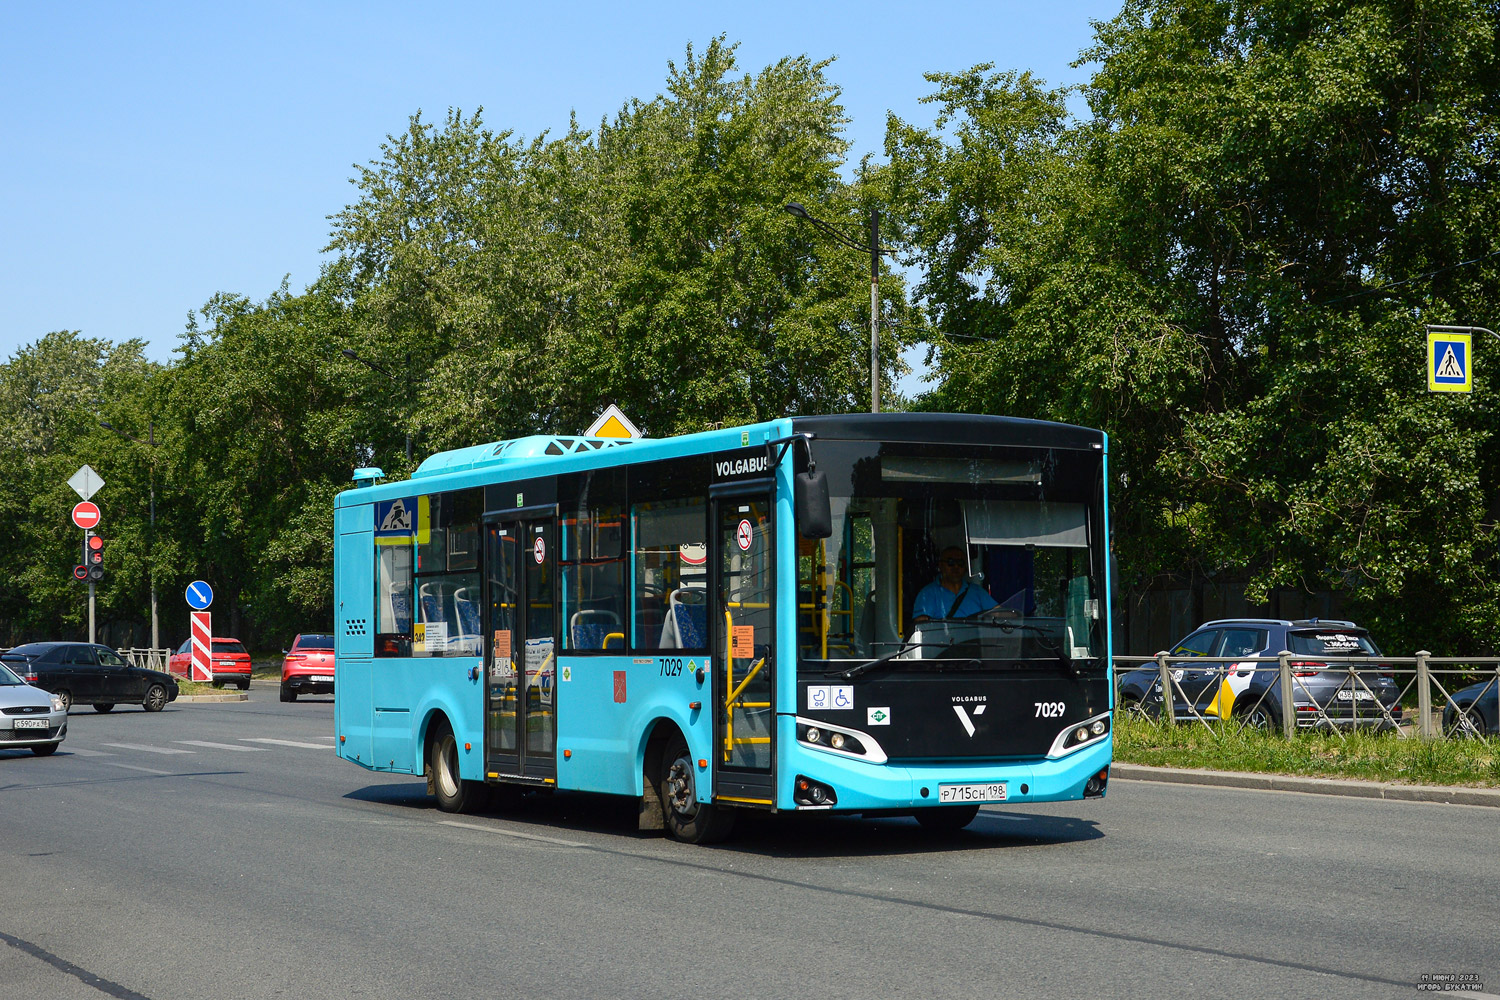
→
(13, 718, 49, 729)
(938, 782, 1007, 803)
(313, 675, 334, 682)
(1334, 690, 1374, 701)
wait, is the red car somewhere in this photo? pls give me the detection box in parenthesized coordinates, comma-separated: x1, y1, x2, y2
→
(280, 633, 335, 702)
(169, 637, 252, 690)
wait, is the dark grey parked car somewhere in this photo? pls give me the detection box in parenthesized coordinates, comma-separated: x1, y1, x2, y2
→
(1117, 619, 1400, 730)
(1442, 678, 1498, 737)
(0, 642, 179, 713)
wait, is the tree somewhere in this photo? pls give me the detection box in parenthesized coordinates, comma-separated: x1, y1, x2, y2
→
(325, 38, 917, 449)
(886, 1, 1500, 653)
(0, 331, 160, 642)
(156, 283, 364, 644)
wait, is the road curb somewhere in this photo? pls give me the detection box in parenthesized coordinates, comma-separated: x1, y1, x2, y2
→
(175, 693, 249, 703)
(1111, 762, 1500, 808)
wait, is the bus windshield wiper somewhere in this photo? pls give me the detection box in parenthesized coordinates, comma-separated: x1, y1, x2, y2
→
(962, 618, 1050, 633)
(837, 642, 920, 681)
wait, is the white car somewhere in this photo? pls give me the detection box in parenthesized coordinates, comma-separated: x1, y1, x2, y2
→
(0, 660, 68, 755)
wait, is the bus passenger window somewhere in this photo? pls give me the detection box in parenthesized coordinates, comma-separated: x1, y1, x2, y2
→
(412, 489, 482, 657)
(375, 542, 413, 657)
(560, 499, 627, 651)
(633, 497, 707, 651)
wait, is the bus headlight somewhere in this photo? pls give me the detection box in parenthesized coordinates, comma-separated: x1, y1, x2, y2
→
(796, 720, 883, 762)
(1047, 713, 1112, 758)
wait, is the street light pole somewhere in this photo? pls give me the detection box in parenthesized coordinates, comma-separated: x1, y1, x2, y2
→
(785, 201, 891, 414)
(868, 205, 880, 414)
(147, 419, 157, 649)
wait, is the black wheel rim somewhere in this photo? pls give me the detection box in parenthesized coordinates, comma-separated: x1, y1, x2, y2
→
(665, 754, 697, 819)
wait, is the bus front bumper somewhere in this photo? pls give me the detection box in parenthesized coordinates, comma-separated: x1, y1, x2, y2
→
(776, 735, 1113, 812)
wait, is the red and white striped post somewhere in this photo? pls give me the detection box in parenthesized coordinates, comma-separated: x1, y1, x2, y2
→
(190, 611, 212, 682)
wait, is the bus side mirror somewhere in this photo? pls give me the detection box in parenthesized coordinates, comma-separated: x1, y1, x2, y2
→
(795, 470, 832, 538)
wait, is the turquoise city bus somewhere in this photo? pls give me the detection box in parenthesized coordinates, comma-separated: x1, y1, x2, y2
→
(332, 413, 1113, 842)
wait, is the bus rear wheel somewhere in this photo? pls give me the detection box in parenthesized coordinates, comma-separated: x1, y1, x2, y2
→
(430, 723, 483, 813)
(659, 735, 734, 844)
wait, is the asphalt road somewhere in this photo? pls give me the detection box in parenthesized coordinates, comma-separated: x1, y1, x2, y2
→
(1, 688, 1495, 1000)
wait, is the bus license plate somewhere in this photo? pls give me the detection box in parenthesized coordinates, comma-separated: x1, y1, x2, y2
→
(938, 782, 1007, 804)
(14, 719, 49, 729)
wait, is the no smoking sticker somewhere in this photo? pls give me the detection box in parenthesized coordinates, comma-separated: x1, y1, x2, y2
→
(736, 519, 753, 551)
(533, 536, 546, 564)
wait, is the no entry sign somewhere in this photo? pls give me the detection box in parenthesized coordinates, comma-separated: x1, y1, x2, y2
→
(72, 501, 101, 530)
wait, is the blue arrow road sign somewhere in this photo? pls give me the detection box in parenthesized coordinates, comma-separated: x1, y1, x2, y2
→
(185, 580, 214, 610)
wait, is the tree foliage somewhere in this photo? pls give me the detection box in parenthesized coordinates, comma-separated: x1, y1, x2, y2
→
(883, 0, 1500, 652)
(8, 17, 1500, 655)
(0, 40, 910, 648)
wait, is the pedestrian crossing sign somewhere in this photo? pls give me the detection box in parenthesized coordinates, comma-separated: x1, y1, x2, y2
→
(1428, 332, 1472, 392)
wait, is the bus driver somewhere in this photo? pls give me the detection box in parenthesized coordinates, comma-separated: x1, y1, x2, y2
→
(912, 546, 1000, 623)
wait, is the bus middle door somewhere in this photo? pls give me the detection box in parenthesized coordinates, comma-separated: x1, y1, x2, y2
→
(484, 514, 558, 784)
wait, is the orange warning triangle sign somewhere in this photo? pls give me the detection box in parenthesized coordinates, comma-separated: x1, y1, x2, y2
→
(585, 404, 641, 439)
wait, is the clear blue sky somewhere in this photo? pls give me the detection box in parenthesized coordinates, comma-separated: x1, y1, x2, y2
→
(2, 1, 1121, 374)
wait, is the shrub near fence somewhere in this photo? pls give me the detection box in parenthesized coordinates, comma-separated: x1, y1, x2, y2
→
(1111, 654, 1499, 740)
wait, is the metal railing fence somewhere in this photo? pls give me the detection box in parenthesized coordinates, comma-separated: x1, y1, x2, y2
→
(1112, 653, 1499, 741)
(119, 647, 172, 672)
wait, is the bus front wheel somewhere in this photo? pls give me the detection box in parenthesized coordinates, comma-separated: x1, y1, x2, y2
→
(659, 735, 735, 844)
(430, 723, 482, 813)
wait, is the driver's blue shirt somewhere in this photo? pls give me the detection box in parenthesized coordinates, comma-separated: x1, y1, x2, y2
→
(912, 580, 998, 620)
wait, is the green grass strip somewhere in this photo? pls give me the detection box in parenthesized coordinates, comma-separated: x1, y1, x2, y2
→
(1113, 714, 1500, 787)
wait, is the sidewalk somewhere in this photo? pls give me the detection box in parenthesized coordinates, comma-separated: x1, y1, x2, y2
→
(1112, 762, 1500, 808)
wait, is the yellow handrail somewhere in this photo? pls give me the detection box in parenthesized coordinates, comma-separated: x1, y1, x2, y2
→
(727, 657, 766, 706)
(723, 609, 773, 761)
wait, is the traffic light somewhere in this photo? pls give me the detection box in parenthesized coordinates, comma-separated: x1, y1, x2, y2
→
(84, 532, 104, 581)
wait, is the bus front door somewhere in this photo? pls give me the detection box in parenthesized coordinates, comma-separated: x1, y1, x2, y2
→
(484, 516, 558, 783)
(712, 490, 776, 805)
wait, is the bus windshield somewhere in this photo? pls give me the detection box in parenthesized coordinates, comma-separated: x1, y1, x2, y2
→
(799, 443, 1104, 669)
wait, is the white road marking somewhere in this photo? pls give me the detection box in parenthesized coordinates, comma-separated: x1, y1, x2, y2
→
(102, 743, 195, 755)
(63, 747, 114, 757)
(175, 740, 270, 752)
(439, 820, 585, 848)
(241, 738, 331, 749)
(103, 762, 175, 775)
